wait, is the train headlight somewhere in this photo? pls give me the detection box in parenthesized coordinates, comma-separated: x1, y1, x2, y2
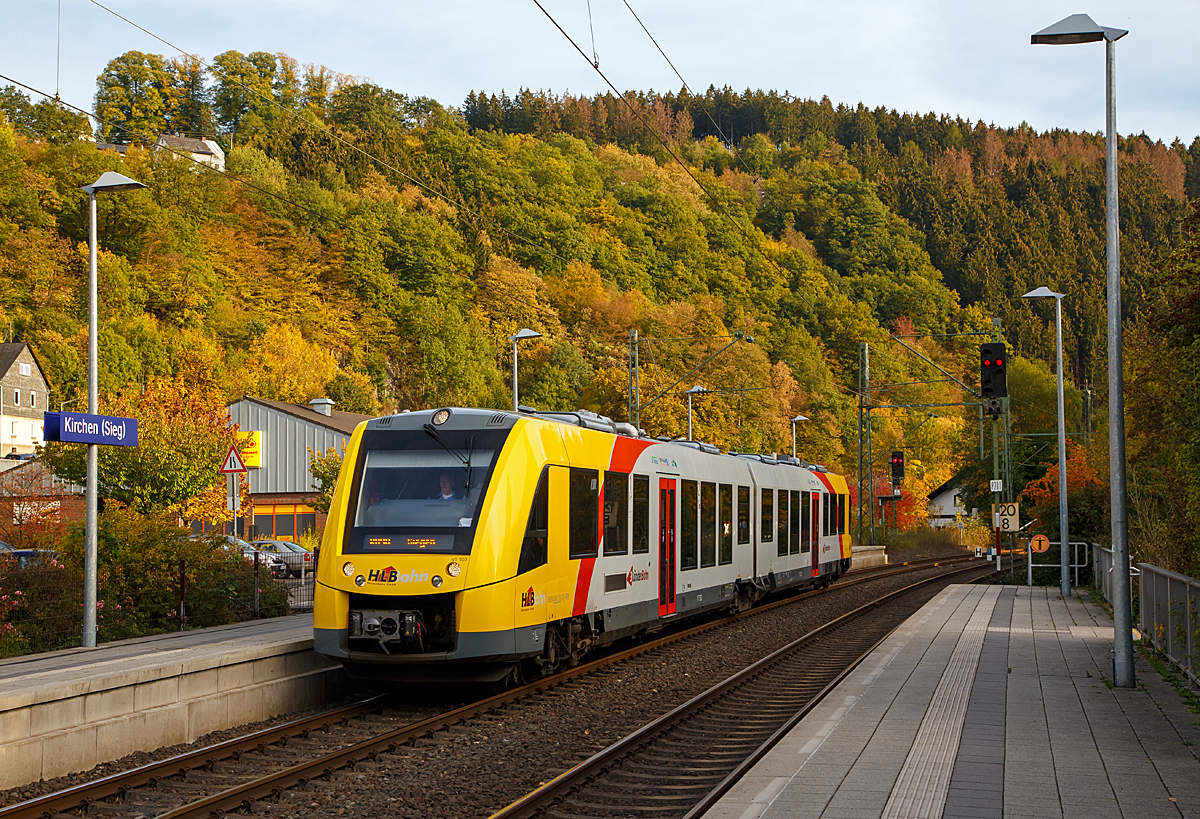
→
(431, 408, 451, 425)
(355, 575, 366, 587)
(431, 575, 443, 588)
(342, 561, 355, 577)
(446, 561, 462, 577)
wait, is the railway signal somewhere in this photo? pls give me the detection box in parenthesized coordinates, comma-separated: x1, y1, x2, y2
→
(980, 343, 1008, 400)
(890, 450, 904, 485)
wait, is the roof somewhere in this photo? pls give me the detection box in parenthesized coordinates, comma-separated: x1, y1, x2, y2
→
(0, 342, 46, 381)
(231, 396, 370, 435)
(156, 135, 220, 155)
(927, 468, 969, 502)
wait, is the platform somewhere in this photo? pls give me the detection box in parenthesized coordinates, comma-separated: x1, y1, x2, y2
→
(0, 614, 346, 789)
(704, 585, 1200, 819)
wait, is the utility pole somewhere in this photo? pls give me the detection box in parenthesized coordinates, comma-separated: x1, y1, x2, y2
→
(991, 319, 1003, 573)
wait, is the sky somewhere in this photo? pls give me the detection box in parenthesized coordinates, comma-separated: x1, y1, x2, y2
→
(6, 0, 1200, 146)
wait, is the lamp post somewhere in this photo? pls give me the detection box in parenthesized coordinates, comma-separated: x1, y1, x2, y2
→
(509, 328, 542, 412)
(80, 171, 146, 648)
(791, 414, 809, 460)
(685, 385, 708, 440)
(1023, 287, 1070, 599)
(1033, 13, 1134, 687)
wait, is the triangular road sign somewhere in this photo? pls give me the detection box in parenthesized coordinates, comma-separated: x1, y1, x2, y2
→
(219, 444, 247, 474)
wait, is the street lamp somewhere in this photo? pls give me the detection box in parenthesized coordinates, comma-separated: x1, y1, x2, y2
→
(80, 171, 146, 648)
(1032, 13, 1134, 687)
(791, 414, 809, 459)
(1023, 287, 1070, 599)
(685, 385, 708, 440)
(509, 328, 542, 412)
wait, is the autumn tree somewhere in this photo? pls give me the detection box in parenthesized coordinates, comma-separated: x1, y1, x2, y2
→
(40, 376, 239, 514)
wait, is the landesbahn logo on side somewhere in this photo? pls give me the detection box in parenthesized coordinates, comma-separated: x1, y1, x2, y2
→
(367, 567, 429, 583)
(520, 586, 547, 608)
(627, 567, 650, 584)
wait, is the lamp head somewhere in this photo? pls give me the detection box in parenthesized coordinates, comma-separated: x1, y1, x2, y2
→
(686, 385, 709, 395)
(81, 171, 147, 195)
(792, 414, 809, 423)
(1022, 286, 1065, 300)
(1031, 14, 1127, 45)
(509, 328, 543, 342)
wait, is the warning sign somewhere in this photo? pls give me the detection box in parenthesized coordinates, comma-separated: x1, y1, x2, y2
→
(219, 444, 247, 474)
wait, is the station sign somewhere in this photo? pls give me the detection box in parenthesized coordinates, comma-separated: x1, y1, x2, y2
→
(42, 411, 138, 447)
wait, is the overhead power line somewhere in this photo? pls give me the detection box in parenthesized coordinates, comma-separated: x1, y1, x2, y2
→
(84, 0, 574, 269)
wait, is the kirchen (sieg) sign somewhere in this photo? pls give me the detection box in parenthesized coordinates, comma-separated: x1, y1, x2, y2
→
(43, 412, 139, 447)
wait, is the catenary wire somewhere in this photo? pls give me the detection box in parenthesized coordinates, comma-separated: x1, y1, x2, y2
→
(84, 0, 575, 269)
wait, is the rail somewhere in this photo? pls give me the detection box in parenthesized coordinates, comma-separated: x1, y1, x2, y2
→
(1138, 562, 1199, 689)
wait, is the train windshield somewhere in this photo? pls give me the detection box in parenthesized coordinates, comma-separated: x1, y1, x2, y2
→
(343, 427, 508, 554)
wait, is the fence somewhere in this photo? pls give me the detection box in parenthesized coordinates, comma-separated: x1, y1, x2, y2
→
(0, 552, 314, 659)
(1138, 563, 1199, 689)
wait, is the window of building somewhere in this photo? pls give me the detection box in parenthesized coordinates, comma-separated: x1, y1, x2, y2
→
(12, 389, 19, 407)
(681, 480, 698, 570)
(518, 468, 549, 574)
(632, 474, 650, 554)
(247, 504, 318, 541)
(18, 363, 31, 376)
(776, 489, 788, 557)
(603, 472, 629, 555)
(760, 488, 773, 543)
(719, 484, 733, 565)
(700, 481, 716, 568)
(569, 467, 599, 559)
(30, 391, 35, 409)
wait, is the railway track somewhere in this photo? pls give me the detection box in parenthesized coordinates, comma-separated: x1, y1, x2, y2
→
(0, 555, 984, 819)
(491, 561, 993, 819)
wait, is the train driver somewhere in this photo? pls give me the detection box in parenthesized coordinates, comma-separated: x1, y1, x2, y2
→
(432, 473, 459, 500)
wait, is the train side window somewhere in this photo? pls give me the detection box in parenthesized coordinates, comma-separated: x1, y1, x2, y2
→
(800, 491, 811, 553)
(791, 490, 802, 555)
(823, 493, 832, 537)
(776, 489, 788, 557)
(839, 493, 847, 535)
(700, 482, 716, 568)
(760, 488, 773, 543)
(681, 480, 698, 570)
(569, 468, 600, 559)
(518, 468, 549, 574)
(719, 484, 733, 564)
(632, 474, 650, 554)
(737, 486, 750, 545)
(604, 472, 630, 555)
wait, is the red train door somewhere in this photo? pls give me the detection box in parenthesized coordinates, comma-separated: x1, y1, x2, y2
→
(811, 493, 821, 577)
(659, 478, 676, 616)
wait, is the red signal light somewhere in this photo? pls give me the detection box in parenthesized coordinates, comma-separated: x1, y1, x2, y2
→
(983, 358, 992, 366)
(995, 358, 1003, 366)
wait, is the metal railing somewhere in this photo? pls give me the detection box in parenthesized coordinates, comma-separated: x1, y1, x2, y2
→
(1027, 540, 1094, 587)
(1138, 563, 1199, 689)
(0, 553, 314, 659)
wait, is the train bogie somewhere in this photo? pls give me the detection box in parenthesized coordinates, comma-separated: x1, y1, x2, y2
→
(314, 407, 853, 682)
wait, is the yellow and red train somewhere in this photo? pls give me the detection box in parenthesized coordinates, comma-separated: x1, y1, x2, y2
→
(313, 407, 852, 682)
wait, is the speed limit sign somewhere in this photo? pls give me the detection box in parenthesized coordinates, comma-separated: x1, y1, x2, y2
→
(993, 502, 1019, 532)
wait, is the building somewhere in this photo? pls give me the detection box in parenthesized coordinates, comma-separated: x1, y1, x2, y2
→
(218, 396, 371, 541)
(927, 473, 970, 528)
(155, 134, 226, 173)
(0, 344, 50, 458)
(0, 459, 84, 540)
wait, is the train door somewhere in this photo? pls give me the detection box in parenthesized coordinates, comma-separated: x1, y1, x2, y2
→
(658, 478, 676, 616)
(811, 492, 821, 577)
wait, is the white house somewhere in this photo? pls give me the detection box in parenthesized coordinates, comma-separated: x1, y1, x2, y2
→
(927, 473, 967, 528)
(155, 134, 226, 173)
(0, 344, 50, 458)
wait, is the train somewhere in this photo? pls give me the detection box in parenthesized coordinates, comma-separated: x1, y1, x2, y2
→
(313, 406, 852, 682)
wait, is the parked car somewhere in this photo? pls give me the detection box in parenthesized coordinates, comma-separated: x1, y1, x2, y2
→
(207, 535, 289, 579)
(252, 539, 313, 577)
(0, 540, 43, 568)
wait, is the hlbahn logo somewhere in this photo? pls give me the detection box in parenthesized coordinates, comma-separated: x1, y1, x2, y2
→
(368, 567, 429, 583)
(520, 586, 547, 608)
(627, 567, 650, 584)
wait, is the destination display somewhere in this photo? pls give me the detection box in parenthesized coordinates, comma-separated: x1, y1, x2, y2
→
(42, 411, 139, 447)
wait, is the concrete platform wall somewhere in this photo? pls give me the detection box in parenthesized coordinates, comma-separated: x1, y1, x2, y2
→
(0, 637, 348, 789)
(852, 544, 887, 568)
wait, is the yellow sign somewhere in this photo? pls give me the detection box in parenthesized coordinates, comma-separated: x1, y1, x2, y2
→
(1031, 534, 1050, 553)
(236, 431, 262, 468)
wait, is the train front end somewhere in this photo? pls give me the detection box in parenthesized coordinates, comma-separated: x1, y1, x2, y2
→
(313, 408, 538, 682)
